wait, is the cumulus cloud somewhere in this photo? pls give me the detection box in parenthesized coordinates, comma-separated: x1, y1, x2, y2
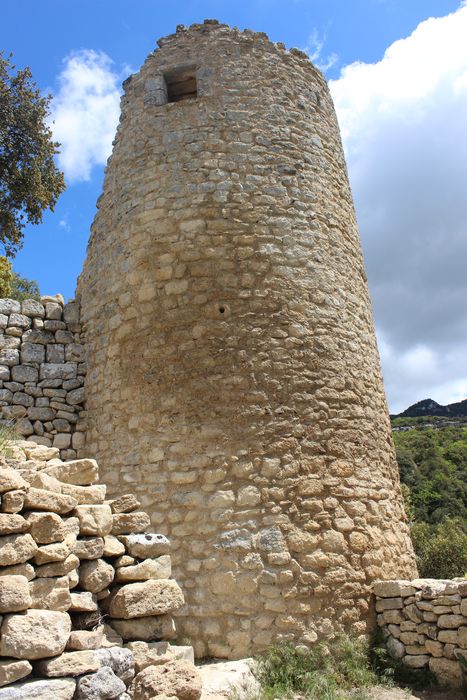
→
(51, 50, 125, 182)
(330, 3, 467, 412)
(305, 29, 338, 73)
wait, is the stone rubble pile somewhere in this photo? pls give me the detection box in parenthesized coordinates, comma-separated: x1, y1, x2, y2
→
(375, 578, 467, 688)
(0, 296, 86, 459)
(0, 439, 202, 699)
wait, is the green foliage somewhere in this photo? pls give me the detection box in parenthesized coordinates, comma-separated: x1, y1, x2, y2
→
(393, 424, 467, 524)
(0, 52, 65, 257)
(0, 255, 12, 296)
(411, 517, 467, 578)
(0, 422, 20, 457)
(255, 636, 381, 700)
(9, 270, 40, 300)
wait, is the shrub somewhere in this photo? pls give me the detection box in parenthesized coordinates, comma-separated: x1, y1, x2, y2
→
(411, 517, 467, 578)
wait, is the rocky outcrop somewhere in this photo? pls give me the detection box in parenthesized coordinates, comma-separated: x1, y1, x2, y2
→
(375, 578, 467, 688)
(0, 439, 201, 699)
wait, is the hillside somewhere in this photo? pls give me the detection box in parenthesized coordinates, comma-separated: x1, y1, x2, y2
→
(394, 397, 467, 418)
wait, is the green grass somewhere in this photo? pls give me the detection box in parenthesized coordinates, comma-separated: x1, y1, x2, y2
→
(0, 423, 20, 457)
(254, 635, 383, 700)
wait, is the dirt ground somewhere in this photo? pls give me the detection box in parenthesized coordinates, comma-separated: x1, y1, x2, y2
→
(369, 686, 465, 700)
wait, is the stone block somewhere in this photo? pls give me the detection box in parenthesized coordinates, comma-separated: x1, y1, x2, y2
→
(428, 657, 464, 688)
(0, 468, 28, 494)
(61, 483, 106, 505)
(0, 609, 71, 659)
(35, 553, 79, 578)
(74, 505, 112, 536)
(103, 535, 125, 558)
(11, 366, 38, 383)
(0, 533, 38, 566)
(0, 659, 32, 688)
(0, 575, 31, 613)
(29, 577, 71, 612)
(107, 579, 184, 619)
(66, 627, 104, 651)
(110, 494, 141, 514)
(111, 511, 151, 535)
(21, 343, 45, 363)
(35, 650, 99, 677)
(116, 555, 171, 582)
(108, 614, 176, 641)
(25, 512, 66, 544)
(79, 558, 115, 593)
(45, 458, 99, 485)
(21, 300, 45, 318)
(118, 533, 170, 558)
(40, 363, 77, 381)
(73, 537, 105, 560)
(69, 591, 98, 612)
(0, 677, 76, 698)
(128, 659, 202, 700)
(0, 514, 29, 534)
(23, 488, 77, 514)
(75, 667, 126, 699)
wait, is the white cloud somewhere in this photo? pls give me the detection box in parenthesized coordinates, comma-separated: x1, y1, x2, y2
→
(330, 3, 467, 413)
(50, 50, 125, 182)
(305, 29, 338, 73)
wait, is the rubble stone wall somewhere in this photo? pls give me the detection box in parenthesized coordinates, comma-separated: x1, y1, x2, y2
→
(0, 297, 86, 460)
(77, 20, 417, 658)
(375, 579, 467, 689)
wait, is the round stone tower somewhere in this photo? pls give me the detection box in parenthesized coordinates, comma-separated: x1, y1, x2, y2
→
(77, 20, 417, 658)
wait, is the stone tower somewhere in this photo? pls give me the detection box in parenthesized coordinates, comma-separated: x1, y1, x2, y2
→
(77, 21, 417, 658)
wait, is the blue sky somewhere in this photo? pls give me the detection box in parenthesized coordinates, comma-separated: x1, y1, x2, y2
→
(1, 1, 466, 411)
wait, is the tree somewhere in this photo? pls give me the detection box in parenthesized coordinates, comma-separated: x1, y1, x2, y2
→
(0, 255, 40, 300)
(0, 52, 65, 257)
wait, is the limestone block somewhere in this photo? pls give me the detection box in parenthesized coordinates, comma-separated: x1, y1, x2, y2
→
(36, 650, 100, 677)
(102, 623, 124, 648)
(60, 483, 106, 505)
(0, 659, 32, 688)
(22, 444, 59, 461)
(21, 299, 45, 318)
(23, 488, 77, 514)
(438, 630, 458, 644)
(0, 563, 35, 580)
(116, 555, 171, 582)
(0, 575, 31, 613)
(437, 613, 464, 628)
(0, 533, 38, 566)
(103, 535, 125, 558)
(35, 553, 79, 578)
(0, 468, 28, 494)
(458, 625, 467, 646)
(119, 533, 170, 558)
(79, 558, 115, 593)
(74, 505, 112, 536)
(40, 363, 76, 381)
(69, 591, 98, 612)
(374, 581, 415, 598)
(129, 659, 202, 700)
(110, 494, 141, 514)
(111, 511, 151, 535)
(25, 512, 66, 544)
(107, 579, 184, 619)
(73, 537, 105, 560)
(94, 646, 135, 680)
(0, 300, 20, 314)
(428, 657, 464, 688)
(44, 458, 98, 485)
(0, 677, 76, 698)
(126, 640, 172, 673)
(109, 614, 176, 641)
(66, 628, 104, 651)
(29, 577, 71, 611)
(0, 514, 29, 534)
(460, 597, 467, 616)
(24, 471, 62, 493)
(34, 540, 71, 565)
(0, 609, 71, 659)
(1, 490, 25, 513)
(376, 597, 403, 612)
(75, 667, 126, 699)
(402, 654, 429, 668)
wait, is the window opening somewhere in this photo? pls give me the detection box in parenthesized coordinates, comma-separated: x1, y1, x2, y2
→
(165, 67, 197, 103)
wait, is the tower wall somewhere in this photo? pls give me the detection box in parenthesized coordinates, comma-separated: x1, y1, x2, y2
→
(77, 21, 417, 658)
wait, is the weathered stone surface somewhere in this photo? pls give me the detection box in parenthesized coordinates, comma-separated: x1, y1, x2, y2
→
(103, 535, 125, 558)
(66, 628, 104, 651)
(23, 444, 59, 461)
(119, 534, 170, 559)
(126, 640, 172, 673)
(0, 468, 28, 494)
(0, 563, 35, 580)
(95, 646, 134, 679)
(437, 613, 464, 628)
(0, 609, 71, 659)
(0, 677, 76, 699)
(79, 558, 115, 593)
(34, 540, 71, 565)
(0, 575, 31, 612)
(29, 577, 71, 611)
(0, 658, 32, 688)
(73, 537, 105, 560)
(35, 553, 79, 578)
(0, 490, 25, 513)
(110, 494, 141, 514)
(25, 512, 66, 544)
(107, 579, 184, 619)
(35, 651, 100, 677)
(116, 555, 171, 582)
(45, 459, 99, 485)
(0, 513, 28, 534)
(23, 488, 77, 514)
(428, 657, 464, 688)
(61, 483, 106, 505)
(69, 591, 98, 612)
(402, 655, 429, 668)
(75, 666, 126, 699)
(129, 659, 202, 700)
(74, 505, 112, 536)
(111, 511, 150, 535)
(0, 533, 38, 566)
(108, 614, 176, 641)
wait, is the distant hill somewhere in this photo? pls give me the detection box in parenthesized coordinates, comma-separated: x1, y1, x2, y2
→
(395, 397, 467, 418)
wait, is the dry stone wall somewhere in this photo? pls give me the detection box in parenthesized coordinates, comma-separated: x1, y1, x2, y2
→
(77, 20, 417, 658)
(0, 439, 201, 699)
(375, 579, 467, 689)
(0, 296, 86, 459)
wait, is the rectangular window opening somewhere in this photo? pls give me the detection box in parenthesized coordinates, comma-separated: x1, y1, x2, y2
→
(165, 67, 198, 103)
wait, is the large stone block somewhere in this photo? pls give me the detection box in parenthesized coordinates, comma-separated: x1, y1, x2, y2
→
(0, 534, 38, 567)
(74, 505, 112, 536)
(45, 459, 99, 485)
(0, 677, 76, 698)
(107, 579, 184, 619)
(0, 609, 71, 659)
(108, 614, 176, 641)
(129, 659, 202, 700)
(0, 659, 32, 688)
(0, 575, 31, 613)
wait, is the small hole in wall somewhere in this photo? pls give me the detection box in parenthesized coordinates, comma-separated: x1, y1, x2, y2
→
(219, 306, 225, 314)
